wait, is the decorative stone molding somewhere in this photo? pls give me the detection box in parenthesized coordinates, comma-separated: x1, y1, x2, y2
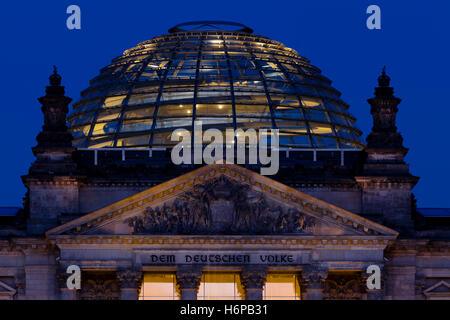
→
(423, 280, 450, 300)
(241, 267, 267, 300)
(303, 265, 328, 290)
(83, 181, 159, 188)
(116, 269, 143, 300)
(241, 267, 267, 289)
(47, 164, 399, 237)
(51, 235, 393, 247)
(324, 273, 365, 300)
(117, 269, 142, 289)
(78, 272, 120, 300)
(176, 267, 202, 291)
(355, 176, 419, 189)
(127, 175, 316, 235)
(302, 265, 328, 300)
(176, 266, 202, 300)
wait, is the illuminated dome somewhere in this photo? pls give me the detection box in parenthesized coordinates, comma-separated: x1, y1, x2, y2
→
(68, 21, 364, 149)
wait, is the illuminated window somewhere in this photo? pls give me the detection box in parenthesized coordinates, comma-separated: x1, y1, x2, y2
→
(68, 27, 365, 150)
(198, 272, 244, 300)
(103, 95, 126, 108)
(116, 134, 150, 147)
(139, 273, 179, 300)
(263, 273, 301, 300)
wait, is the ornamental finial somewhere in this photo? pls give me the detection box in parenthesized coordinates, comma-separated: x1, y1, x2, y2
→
(378, 66, 391, 87)
(49, 65, 62, 86)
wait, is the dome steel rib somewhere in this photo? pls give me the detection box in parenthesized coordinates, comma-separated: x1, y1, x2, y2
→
(68, 21, 365, 150)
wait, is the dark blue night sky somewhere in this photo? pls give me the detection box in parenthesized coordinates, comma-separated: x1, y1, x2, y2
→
(0, 0, 448, 208)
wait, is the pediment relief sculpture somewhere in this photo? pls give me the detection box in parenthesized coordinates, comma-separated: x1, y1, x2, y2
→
(46, 164, 398, 237)
(126, 175, 316, 235)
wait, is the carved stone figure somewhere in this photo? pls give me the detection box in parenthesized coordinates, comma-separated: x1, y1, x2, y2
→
(78, 272, 121, 300)
(126, 175, 316, 235)
(323, 273, 366, 300)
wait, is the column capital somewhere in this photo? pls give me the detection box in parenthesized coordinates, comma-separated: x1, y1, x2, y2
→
(117, 268, 143, 289)
(302, 265, 328, 289)
(241, 266, 267, 300)
(302, 265, 328, 300)
(176, 266, 202, 300)
(241, 266, 267, 290)
(176, 266, 202, 291)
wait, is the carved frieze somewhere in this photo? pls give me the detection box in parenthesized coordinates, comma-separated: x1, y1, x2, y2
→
(176, 267, 202, 291)
(117, 269, 142, 289)
(241, 267, 268, 290)
(127, 175, 316, 235)
(323, 273, 366, 300)
(78, 272, 121, 300)
(302, 265, 328, 290)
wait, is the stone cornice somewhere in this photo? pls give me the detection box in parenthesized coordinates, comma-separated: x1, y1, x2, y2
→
(0, 238, 55, 253)
(355, 176, 419, 188)
(48, 235, 395, 248)
(80, 181, 160, 188)
(22, 175, 84, 187)
(79, 180, 360, 190)
(289, 182, 360, 191)
(386, 239, 450, 255)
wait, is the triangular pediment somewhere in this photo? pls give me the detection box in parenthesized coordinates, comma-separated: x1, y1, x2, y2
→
(47, 164, 398, 238)
(424, 281, 450, 295)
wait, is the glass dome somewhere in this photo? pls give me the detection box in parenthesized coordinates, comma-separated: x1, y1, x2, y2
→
(68, 21, 364, 150)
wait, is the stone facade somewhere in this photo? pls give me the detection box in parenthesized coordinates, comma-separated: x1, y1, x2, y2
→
(0, 68, 449, 301)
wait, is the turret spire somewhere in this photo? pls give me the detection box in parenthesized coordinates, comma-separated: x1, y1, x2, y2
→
(49, 65, 62, 86)
(366, 67, 403, 149)
(378, 66, 390, 87)
(28, 66, 76, 174)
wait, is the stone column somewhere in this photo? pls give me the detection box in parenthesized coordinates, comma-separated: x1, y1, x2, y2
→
(302, 265, 328, 300)
(176, 266, 202, 300)
(117, 269, 143, 300)
(240, 267, 267, 300)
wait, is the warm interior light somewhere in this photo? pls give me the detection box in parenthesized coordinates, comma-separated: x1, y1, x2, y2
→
(263, 274, 301, 300)
(197, 272, 244, 300)
(139, 273, 178, 300)
(301, 98, 321, 107)
(311, 126, 333, 134)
